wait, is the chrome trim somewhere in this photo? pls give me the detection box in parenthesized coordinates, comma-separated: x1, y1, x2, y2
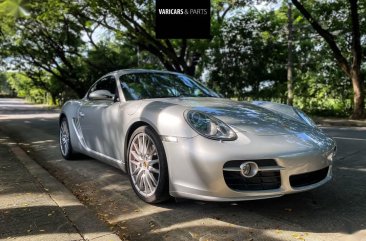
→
(223, 166, 284, 172)
(259, 166, 285, 171)
(239, 161, 259, 178)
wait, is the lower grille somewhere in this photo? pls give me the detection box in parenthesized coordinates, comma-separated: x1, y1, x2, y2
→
(290, 167, 329, 188)
(224, 171, 281, 191)
(223, 160, 281, 191)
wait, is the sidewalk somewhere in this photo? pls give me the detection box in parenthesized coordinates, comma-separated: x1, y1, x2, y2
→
(0, 135, 121, 241)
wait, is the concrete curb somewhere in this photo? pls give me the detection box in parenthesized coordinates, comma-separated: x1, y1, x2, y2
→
(9, 145, 121, 241)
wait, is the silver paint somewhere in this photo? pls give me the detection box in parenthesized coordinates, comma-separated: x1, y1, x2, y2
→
(60, 69, 336, 201)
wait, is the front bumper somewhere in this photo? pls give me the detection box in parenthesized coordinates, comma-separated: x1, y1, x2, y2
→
(162, 131, 335, 201)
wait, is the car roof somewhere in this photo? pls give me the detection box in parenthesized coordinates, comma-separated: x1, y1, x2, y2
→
(116, 69, 183, 76)
(98, 69, 185, 80)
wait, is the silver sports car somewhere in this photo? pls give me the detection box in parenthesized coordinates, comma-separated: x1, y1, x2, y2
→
(59, 69, 336, 203)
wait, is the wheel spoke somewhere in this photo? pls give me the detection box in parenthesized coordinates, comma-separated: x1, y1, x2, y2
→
(64, 139, 68, 154)
(130, 159, 140, 166)
(149, 166, 159, 174)
(62, 122, 68, 134)
(130, 151, 140, 161)
(147, 138, 153, 155)
(142, 134, 146, 155)
(146, 171, 158, 186)
(145, 173, 154, 192)
(132, 142, 140, 155)
(143, 175, 149, 194)
(132, 166, 141, 175)
(148, 145, 156, 156)
(137, 136, 143, 154)
(149, 158, 159, 165)
(64, 146, 67, 153)
(136, 169, 144, 189)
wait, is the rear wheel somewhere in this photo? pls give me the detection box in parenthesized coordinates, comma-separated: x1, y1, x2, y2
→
(59, 116, 77, 160)
(127, 126, 170, 203)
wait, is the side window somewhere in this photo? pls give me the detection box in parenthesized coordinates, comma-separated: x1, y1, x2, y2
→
(89, 76, 118, 100)
(120, 74, 141, 100)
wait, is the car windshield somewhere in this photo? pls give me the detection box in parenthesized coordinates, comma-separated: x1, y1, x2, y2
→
(119, 72, 220, 100)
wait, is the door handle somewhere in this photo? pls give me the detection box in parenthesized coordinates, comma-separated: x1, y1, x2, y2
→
(79, 112, 85, 117)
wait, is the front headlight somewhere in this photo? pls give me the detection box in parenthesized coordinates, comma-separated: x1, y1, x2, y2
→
(185, 110, 237, 141)
(294, 108, 316, 127)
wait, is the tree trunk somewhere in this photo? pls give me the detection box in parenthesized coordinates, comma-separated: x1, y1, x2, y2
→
(350, 69, 365, 119)
(291, 0, 364, 119)
(287, 1, 294, 106)
(186, 65, 196, 76)
(349, 0, 364, 119)
(50, 93, 57, 105)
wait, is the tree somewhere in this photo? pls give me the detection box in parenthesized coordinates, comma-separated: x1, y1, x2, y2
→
(0, 0, 141, 98)
(287, 1, 294, 106)
(0, 0, 92, 96)
(0, 0, 28, 18)
(206, 9, 287, 100)
(0, 72, 13, 96)
(291, 0, 365, 119)
(0, 0, 29, 35)
(74, 0, 245, 76)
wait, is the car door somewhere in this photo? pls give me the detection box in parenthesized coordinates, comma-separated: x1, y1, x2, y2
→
(78, 75, 121, 160)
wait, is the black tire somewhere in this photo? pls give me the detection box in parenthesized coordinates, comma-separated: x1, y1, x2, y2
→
(126, 126, 170, 203)
(59, 116, 77, 160)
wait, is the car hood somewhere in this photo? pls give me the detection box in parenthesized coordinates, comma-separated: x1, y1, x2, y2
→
(151, 97, 315, 136)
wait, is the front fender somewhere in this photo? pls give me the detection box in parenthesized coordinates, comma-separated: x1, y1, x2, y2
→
(60, 100, 85, 153)
(129, 100, 198, 138)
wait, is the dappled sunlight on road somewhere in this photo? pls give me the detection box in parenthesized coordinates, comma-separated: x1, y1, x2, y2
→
(333, 136, 366, 141)
(0, 98, 59, 119)
(338, 167, 366, 172)
(0, 113, 59, 120)
(1, 98, 366, 241)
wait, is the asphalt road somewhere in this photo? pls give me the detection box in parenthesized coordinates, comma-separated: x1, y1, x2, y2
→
(0, 98, 365, 241)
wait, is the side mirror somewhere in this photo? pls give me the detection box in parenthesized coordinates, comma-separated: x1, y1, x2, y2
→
(89, 90, 114, 100)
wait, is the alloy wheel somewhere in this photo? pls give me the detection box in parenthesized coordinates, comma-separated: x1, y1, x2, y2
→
(60, 120, 70, 156)
(128, 133, 160, 197)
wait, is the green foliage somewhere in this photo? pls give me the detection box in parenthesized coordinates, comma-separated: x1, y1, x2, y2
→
(206, 9, 287, 100)
(0, 72, 13, 96)
(0, 0, 364, 117)
(0, 0, 29, 35)
(5, 73, 45, 103)
(0, 0, 142, 101)
(75, 0, 247, 76)
(205, 1, 364, 117)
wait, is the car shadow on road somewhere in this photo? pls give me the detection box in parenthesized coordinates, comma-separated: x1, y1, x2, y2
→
(1, 100, 365, 240)
(57, 152, 366, 241)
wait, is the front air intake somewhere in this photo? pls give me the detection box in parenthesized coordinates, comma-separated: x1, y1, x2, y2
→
(223, 159, 281, 191)
(289, 167, 329, 188)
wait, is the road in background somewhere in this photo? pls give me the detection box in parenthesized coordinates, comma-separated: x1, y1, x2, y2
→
(1, 98, 365, 241)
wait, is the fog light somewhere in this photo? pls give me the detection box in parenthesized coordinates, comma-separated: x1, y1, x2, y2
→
(240, 162, 259, 178)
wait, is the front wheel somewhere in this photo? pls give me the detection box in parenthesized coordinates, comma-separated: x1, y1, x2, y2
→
(127, 126, 170, 203)
(59, 116, 77, 160)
